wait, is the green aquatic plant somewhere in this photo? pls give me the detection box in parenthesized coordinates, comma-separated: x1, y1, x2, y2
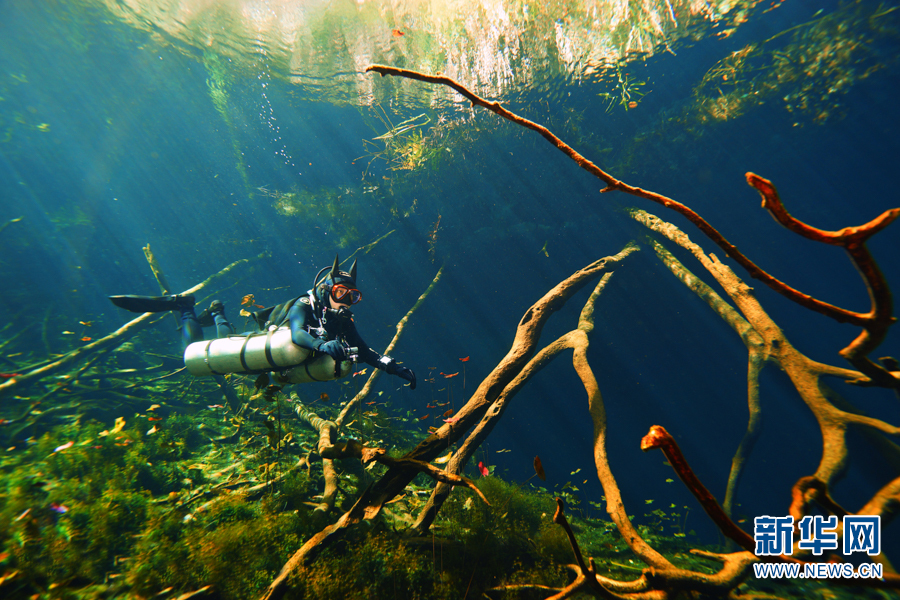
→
(692, 2, 898, 126)
(598, 62, 650, 112)
(265, 183, 404, 249)
(358, 107, 444, 176)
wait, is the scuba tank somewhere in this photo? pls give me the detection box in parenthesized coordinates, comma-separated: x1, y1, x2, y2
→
(183, 326, 355, 383)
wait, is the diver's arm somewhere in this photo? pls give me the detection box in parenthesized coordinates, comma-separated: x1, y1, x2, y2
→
(342, 320, 381, 366)
(287, 302, 324, 351)
(345, 320, 416, 389)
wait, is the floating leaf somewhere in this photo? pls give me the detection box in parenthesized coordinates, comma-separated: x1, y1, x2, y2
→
(533, 456, 547, 481)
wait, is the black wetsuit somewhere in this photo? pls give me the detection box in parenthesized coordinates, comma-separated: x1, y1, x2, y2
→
(260, 293, 387, 370)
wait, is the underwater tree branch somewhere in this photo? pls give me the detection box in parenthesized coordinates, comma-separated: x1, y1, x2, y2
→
(629, 210, 900, 491)
(631, 218, 770, 519)
(630, 212, 900, 584)
(366, 65, 899, 385)
(641, 425, 757, 554)
(143, 243, 174, 295)
(746, 172, 899, 387)
(410, 247, 642, 536)
(0, 252, 268, 399)
(260, 251, 640, 599)
(336, 265, 443, 427)
(551, 497, 620, 599)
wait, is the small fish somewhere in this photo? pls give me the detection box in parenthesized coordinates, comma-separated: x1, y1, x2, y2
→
(391, 28, 404, 37)
(365, 401, 376, 405)
(0, 373, 22, 379)
(147, 425, 159, 434)
(49, 502, 68, 514)
(353, 368, 368, 377)
(443, 418, 458, 424)
(496, 449, 511, 453)
(459, 356, 470, 362)
(442, 409, 454, 418)
(207, 404, 224, 409)
(241, 294, 256, 306)
(147, 416, 162, 421)
(81, 337, 92, 342)
(441, 372, 459, 379)
(15, 508, 31, 522)
(319, 393, 330, 402)
(148, 404, 161, 411)
(53, 441, 74, 453)
(428, 426, 438, 433)
(434, 451, 453, 464)
(533, 456, 547, 481)
(61, 331, 75, 335)
(79, 321, 92, 327)
(419, 414, 430, 421)
(477, 461, 489, 477)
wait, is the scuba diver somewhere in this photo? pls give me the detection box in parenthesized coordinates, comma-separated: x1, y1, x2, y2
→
(109, 256, 416, 389)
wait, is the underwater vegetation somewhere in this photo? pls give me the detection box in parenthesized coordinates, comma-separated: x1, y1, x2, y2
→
(608, 0, 900, 178)
(691, 1, 898, 126)
(2, 3, 900, 598)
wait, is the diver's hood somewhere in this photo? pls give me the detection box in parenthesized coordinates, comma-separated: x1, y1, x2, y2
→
(314, 254, 358, 304)
(326, 254, 357, 288)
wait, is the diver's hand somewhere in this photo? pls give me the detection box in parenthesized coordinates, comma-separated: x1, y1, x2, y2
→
(379, 356, 416, 389)
(394, 365, 416, 390)
(317, 340, 347, 361)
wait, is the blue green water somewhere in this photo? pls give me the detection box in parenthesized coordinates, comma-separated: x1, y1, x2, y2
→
(1, 0, 898, 597)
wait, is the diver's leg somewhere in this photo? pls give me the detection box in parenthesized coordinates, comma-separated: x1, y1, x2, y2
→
(197, 300, 234, 339)
(180, 307, 204, 348)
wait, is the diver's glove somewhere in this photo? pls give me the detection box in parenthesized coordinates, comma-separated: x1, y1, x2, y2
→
(317, 340, 347, 362)
(379, 356, 417, 390)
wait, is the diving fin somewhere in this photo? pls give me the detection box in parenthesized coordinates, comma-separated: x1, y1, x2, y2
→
(109, 294, 195, 313)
